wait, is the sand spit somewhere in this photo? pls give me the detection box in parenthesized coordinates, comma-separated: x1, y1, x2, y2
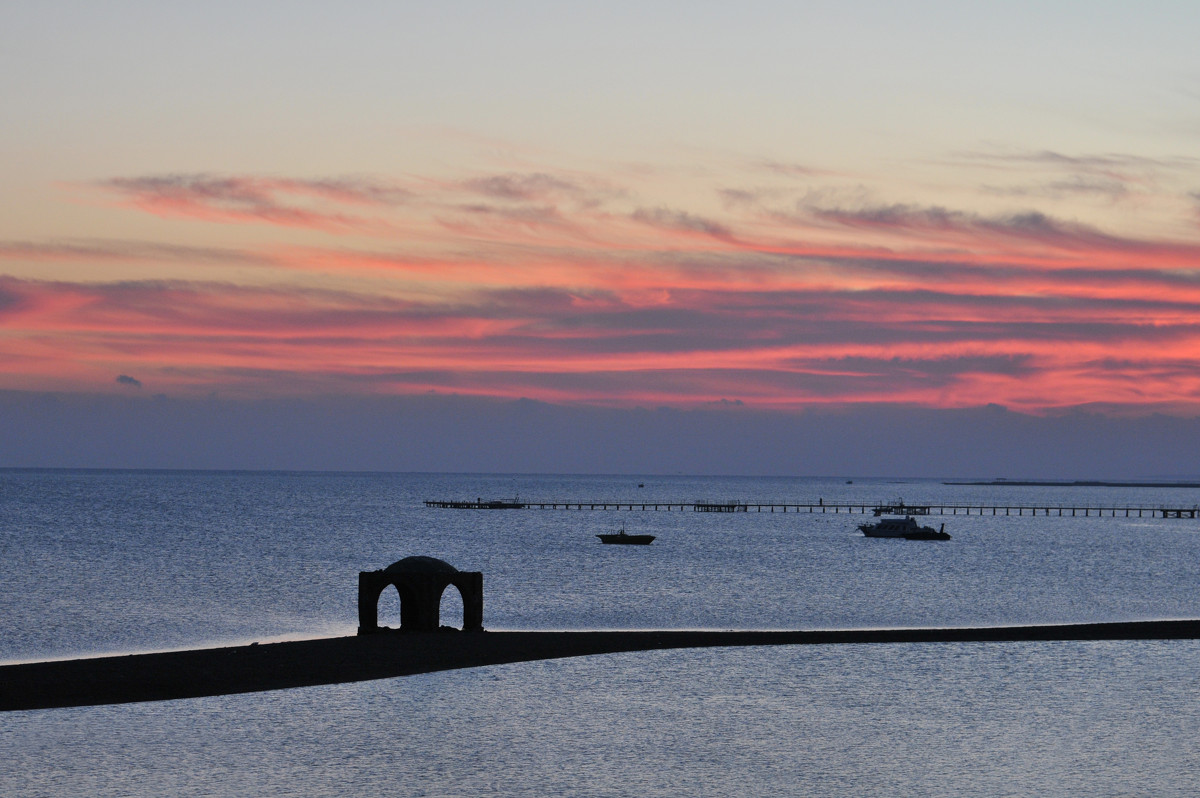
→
(5, 621, 1200, 711)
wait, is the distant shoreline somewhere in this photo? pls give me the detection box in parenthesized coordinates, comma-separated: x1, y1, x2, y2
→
(944, 480, 1200, 488)
(5, 621, 1200, 712)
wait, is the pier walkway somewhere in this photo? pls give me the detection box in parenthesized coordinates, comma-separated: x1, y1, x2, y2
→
(425, 499, 1199, 518)
(8, 621, 1200, 710)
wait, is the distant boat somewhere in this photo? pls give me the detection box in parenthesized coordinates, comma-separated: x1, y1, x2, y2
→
(471, 493, 523, 509)
(859, 517, 950, 541)
(872, 497, 930, 516)
(597, 525, 655, 545)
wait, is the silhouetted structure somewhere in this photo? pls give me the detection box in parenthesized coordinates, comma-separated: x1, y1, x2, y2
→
(427, 498, 1200, 517)
(358, 556, 483, 634)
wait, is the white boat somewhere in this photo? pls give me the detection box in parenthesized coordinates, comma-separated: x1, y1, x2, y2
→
(858, 516, 950, 540)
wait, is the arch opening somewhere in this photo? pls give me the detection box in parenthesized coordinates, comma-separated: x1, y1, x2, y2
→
(438, 584, 465, 630)
(376, 584, 405, 630)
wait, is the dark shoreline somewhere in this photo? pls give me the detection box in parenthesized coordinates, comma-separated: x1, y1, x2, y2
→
(944, 479, 1200, 488)
(5, 620, 1200, 712)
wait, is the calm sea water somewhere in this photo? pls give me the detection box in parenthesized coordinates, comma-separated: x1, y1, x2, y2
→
(3, 470, 1200, 796)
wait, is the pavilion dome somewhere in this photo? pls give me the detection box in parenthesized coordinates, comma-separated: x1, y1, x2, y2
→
(384, 556, 459, 574)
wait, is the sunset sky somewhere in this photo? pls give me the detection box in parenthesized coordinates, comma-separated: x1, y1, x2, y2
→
(4, 2, 1200, 473)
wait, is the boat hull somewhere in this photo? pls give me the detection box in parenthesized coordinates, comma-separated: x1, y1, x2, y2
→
(597, 534, 655, 545)
(901, 530, 950, 541)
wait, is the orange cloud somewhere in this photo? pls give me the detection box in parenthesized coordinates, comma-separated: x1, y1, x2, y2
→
(3, 266, 1200, 410)
(6, 159, 1200, 412)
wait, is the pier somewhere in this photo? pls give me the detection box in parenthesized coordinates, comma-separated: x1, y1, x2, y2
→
(425, 499, 1199, 518)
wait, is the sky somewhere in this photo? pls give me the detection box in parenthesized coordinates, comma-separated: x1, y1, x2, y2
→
(3, 2, 1200, 476)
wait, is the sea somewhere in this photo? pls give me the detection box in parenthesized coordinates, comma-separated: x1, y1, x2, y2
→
(3, 470, 1200, 796)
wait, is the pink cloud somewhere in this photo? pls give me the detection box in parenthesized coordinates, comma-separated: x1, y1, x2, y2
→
(5, 159, 1198, 412)
(4, 269, 1200, 410)
(93, 175, 409, 232)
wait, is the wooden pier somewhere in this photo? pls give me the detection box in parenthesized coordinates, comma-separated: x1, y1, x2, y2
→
(425, 499, 1198, 518)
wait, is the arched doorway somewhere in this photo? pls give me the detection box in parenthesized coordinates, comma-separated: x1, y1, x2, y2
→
(376, 584, 405, 629)
(438, 583, 465, 630)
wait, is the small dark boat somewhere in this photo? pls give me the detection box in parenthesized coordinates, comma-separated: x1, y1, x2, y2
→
(858, 516, 950, 541)
(597, 526, 655, 545)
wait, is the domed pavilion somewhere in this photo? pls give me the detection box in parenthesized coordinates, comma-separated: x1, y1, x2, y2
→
(357, 556, 483, 634)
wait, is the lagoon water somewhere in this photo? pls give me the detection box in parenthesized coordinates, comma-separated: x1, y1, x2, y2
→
(3, 470, 1200, 795)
